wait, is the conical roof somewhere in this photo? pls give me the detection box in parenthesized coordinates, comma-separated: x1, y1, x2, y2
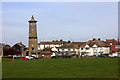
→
(28, 15, 37, 22)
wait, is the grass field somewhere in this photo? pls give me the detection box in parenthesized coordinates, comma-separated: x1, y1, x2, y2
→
(2, 58, 118, 78)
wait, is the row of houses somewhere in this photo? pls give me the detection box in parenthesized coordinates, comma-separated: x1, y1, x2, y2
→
(39, 38, 120, 57)
(1, 38, 120, 58)
(38, 38, 108, 57)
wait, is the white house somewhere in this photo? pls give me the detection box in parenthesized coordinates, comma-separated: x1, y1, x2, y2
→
(56, 43, 80, 55)
(38, 42, 62, 50)
(80, 38, 110, 56)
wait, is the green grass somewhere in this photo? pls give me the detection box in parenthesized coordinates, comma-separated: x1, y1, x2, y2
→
(2, 58, 118, 78)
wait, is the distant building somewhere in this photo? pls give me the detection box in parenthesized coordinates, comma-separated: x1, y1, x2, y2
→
(38, 42, 61, 50)
(110, 42, 120, 57)
(106, 39, 120, 57)
(56, 42, 79, 56)
(13, 42, 26, 56)
(80, 38, 110, 56)
(0, 43, 10, 57)
(40, 47, 53, 58)
(106, 39, 118, 46)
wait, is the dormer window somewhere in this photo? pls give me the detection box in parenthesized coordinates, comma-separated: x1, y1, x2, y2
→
(86, 48, 90, 50)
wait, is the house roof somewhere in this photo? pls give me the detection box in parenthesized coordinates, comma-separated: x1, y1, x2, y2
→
(57, 43, 79, 49)
(38, 42, 61, 45)
(40, 47, 53, 53)
(72, 42, 86, 46)
(106, 39, 117, 42)
(112, 42, 120, 45)
(4, 44, 11, 48)
(13, 42, 26, 48)
(0, 43, 11, 48)
(80, 39, 109, 47)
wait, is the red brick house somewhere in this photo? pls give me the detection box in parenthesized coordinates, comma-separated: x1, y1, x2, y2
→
(110, 42, 120, 57)
(13, 42, 26, 56)
(106, 39, 120, 57)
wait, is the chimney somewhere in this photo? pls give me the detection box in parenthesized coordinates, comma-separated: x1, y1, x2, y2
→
(56, 40, 58, 42)
(68, 40, 71, 43)
(93, 38, 96, 41)
(52, 40, 55, 42)
(60, 39, 63, 42)
(98, 38, 101, 41)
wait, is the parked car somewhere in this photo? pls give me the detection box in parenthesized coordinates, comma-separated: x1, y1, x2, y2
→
(13, 55, 20, 59)
(98, 55, 107, 58)
(21, 56, 33, 60)
(109, 53, 118, 57)
(31, 56, 38, 59)
(51, 55, 71, 59)
(22, 56, 28, 60)
(25, 56, 34, 60)
(51, 56, 56, 58)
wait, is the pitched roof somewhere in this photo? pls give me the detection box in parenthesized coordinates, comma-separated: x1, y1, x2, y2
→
(58, 43, 79, 49)
(72, 42, 86, 46)
(38, 42, 61, 45)
(80, 39, 109, 47)
(13, 42, 26, 47)
(106, 39, 117, 42)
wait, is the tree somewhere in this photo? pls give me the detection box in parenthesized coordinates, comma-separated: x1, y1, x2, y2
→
(81, 51, 87, 58)
(81, 51, 86, 55)
(3, 48, 21, 56)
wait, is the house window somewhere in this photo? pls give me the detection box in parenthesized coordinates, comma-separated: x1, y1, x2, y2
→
(81, 48, 83, 50)
(86, 48, 90, 50)
(115, 46, 120, 49)
(86, 52, 90, 55)
(68, 49, 71, 51)
(110, 43, 112, 45)
(100, 47, 103, 50)
(62, 49, 64, 51)
(73, 49, 75, 51)
(93, 47, 97, 50)
(93, 52, 97, 55)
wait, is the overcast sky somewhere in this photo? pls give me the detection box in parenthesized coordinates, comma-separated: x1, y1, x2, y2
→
(2, 2, 118, 47)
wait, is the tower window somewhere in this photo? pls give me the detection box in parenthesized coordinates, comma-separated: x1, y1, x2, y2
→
(32, 48, 34, 50)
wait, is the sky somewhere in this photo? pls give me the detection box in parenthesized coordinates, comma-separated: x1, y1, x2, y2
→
(2, 2, 118, 47)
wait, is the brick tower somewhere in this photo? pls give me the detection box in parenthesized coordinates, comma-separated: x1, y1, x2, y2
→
(28, 16, 38, 57)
